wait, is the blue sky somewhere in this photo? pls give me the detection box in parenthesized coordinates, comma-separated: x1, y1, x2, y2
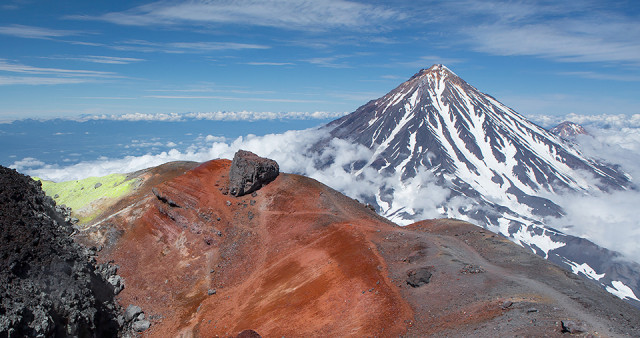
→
(0, 0, 639, 120)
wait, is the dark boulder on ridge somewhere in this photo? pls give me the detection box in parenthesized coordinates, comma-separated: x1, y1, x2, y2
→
(228, 150, 279, 197)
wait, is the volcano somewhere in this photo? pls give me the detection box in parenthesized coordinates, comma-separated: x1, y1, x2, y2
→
(328, 64, 627, 220)
(550, 121, 590, 139)
(322, 64, 639, 306)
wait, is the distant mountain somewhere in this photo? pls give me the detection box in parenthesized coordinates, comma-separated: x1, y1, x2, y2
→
(550, 121, 589, 139)
(322, 64, 639, 306)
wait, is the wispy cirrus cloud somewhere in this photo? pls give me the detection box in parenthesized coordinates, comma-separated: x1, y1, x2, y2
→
(0, 59, 120, 85)
(145, 94, 327, 104)
(466, 23, 640, 65)
(0, 76, 89, 85)
(46, 55, 145, 65)
(0, 59, 116, 77)
(111, 39, 268, 53)
(559, 71, 640, 82)
(304, 56, 351, 68)
(72, 0, 403, 32)
(440, 1, 640, 66)
(0, 24, 81, 39)
(146, 86, 275, 95)
(245, 62, 294, 66)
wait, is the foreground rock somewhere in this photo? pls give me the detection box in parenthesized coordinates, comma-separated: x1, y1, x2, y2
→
(0, 165, 121, 337)
(228, 150, 279, 197)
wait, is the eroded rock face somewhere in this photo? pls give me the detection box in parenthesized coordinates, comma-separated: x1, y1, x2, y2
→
(228, 150, 279, 197)
(0, 165, 121, 337)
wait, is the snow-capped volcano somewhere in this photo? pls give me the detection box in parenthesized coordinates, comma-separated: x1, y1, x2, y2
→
(323, 64, 640, 306)
(550, 121, 590, 139)
(329, 64, 627, 220)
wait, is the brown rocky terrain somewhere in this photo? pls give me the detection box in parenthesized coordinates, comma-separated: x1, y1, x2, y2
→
(64, 152, 640, 337)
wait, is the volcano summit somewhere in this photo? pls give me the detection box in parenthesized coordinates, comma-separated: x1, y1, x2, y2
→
(328, 64, 627, 221)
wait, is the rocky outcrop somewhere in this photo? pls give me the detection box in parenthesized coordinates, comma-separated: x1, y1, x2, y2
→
(228, 150, 279, 197)
(0, 165, 121, 337)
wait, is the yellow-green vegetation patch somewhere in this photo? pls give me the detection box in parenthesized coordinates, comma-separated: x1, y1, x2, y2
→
(34, 173, 139, 226)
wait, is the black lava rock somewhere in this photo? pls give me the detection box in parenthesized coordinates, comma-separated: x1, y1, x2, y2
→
(228, 150, 279, 197)
(0, 165, 121, 337)
(406, 267, 433, 287)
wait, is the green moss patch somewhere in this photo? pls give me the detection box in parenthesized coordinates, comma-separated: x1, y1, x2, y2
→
(34, 174, 138, 225)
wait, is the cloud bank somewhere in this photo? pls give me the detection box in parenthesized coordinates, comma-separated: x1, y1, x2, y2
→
(82, 111, 347, 122)
(529, 113, 640, 264)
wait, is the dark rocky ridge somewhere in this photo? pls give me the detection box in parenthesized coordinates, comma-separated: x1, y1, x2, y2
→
(228, 150, 279, 197)
(0, 165, 121, 337)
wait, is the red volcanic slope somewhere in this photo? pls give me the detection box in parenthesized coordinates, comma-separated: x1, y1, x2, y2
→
(80, 159, 640, 337)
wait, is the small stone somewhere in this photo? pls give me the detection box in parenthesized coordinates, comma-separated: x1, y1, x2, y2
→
(53, 194, 59, 199)
(108, 275, 124, 295)
(406, 267, 433, 287)
(125, 305, 142, 322)
(460, 264, 485, 274)
(501, 300, 513, 309)
(561, 320, 585, 334)
(116, 315, 125, 327)
(237, 329, 261, 338)
(208, 289, 217, 295)
(226, 201, 232, 206)
(527, 308, 538, 313)
(94, 182, 102, 189)
(132, 319, 151, 332)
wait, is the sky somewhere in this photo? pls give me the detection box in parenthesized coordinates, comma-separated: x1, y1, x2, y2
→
(0, 0, 639, 120)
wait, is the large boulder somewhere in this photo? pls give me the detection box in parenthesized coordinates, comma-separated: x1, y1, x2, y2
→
(228, 150, 279, 197)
